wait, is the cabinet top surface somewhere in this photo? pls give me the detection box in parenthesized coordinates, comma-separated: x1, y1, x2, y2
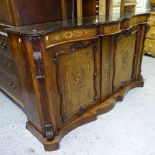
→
(4, 11, 150, 37)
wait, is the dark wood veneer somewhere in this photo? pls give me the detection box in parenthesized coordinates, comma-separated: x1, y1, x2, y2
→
(0, 0, 150, 151)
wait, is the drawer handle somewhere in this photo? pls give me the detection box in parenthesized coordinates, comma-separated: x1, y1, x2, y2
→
(8, 82, 12, 86)
(12, 84, 16, 89)
(8, 82, 16, 89)
(7, 62, 12, 67)
(3, 43, 7, 49)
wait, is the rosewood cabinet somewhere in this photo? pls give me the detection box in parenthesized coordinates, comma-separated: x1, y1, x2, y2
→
(0, 24, 24, 107)
(0, 0, 150, 151)
(3, 11, 149, 151)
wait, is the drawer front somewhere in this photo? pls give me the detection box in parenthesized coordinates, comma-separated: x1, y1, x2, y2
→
(148, 18, 155, 27)
(146, 27, 155, 39)
(45, 28, 98, 48)
(0, 70, 23, 105)
(102, 24, 120, 35)
(0, 52, 18, 77)
(0, 31, 12, 56)
(144, 39, 155, 55)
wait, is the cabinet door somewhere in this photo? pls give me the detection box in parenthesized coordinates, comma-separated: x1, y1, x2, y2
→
(53, 40, 100, 121)
(113, 30, 139, 91)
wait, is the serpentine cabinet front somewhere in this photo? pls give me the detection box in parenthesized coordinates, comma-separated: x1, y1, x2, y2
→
(7, 18, 148, 151)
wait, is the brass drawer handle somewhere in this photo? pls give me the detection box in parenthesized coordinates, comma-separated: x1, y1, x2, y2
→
(8, 82, 12, 86)
(3, 43, 7, 49)
(12, 84, 16, 89)
(7, 62, 12, 67)
(8, 82, 16, 89)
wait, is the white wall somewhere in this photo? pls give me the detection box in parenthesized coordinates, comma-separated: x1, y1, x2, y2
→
(137, 0, 151, 10)
(113, 0, 151, 13)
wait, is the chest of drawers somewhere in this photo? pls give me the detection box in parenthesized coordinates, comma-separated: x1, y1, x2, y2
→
(0, 24, 24, 107)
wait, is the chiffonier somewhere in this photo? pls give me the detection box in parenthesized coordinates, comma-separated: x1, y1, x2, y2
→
(0, 0, 150, 151)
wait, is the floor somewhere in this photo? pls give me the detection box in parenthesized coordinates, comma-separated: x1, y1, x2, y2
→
(0, 56, 155, 155)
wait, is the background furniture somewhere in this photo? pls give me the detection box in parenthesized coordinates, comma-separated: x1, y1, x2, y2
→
(144, 1, 155, 57)
(0, 0, 149, 151)
(150, 0, 155, 7)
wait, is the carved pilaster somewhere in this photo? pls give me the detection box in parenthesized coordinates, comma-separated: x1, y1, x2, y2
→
(28, 37, 54, 140)
(29, 37, 46, 80)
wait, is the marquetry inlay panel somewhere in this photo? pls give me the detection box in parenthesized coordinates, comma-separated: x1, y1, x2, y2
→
(45, 28, 98, 48)
(113, 32, 136, 90)
(54, 41, 98, 121)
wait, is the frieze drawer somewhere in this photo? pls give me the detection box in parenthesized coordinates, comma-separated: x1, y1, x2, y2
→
(45, 28, 98, 48)
(0, 52, 17, 77)
(129, 16, 147, 27)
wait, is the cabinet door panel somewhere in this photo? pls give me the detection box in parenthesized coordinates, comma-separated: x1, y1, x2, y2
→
(113, 31, 137, 90)
(54, 40, 100, 121)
